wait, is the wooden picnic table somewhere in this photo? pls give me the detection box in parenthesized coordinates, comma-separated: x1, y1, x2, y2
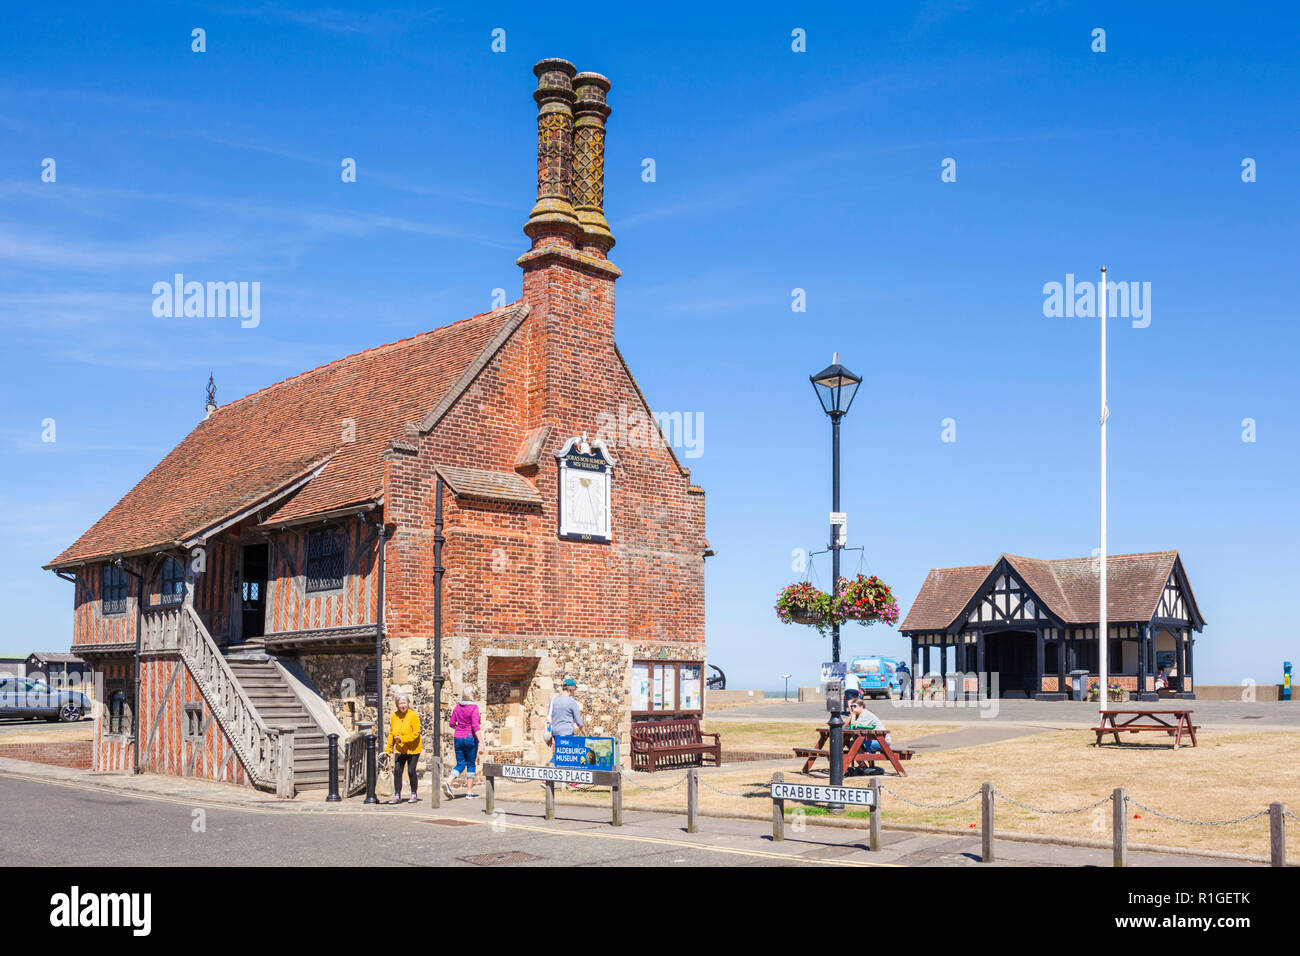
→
(793, 727, 914, 777)
(1092, 709, 1198, 748)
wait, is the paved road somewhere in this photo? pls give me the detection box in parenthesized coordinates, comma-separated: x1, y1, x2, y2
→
(716, 698, 1300, 728)
(0, 767, 1253, 867)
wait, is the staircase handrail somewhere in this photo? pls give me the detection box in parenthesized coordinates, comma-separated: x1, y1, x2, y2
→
(177, 605, 281, 791)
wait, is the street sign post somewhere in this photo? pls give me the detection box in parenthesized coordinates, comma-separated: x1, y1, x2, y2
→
(770, 771, 881, 848)
(482, 762, 623, 826)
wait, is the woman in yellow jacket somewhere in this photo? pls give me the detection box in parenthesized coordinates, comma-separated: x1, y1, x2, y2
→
(385, 692, 422, 804)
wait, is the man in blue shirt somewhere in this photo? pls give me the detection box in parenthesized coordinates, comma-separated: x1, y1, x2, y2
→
(547, 678, 584, 770)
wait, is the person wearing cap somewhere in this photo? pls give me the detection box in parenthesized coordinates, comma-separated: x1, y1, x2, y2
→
(547, 678, 584, 768)
(385, 691, 422, 804)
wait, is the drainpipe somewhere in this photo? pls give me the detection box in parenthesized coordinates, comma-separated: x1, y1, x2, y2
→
(359, 513, 389, 726)
(433, 478, 446, 746)
(115, 557, 144, 776)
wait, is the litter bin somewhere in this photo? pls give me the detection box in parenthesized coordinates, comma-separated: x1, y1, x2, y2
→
(1068, 669, 1090, 701)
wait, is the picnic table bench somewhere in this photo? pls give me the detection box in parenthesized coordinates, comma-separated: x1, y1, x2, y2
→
(630, 717, 722, 772)
(793, 727, 915, 777)
(1091, 709, 1198, 748)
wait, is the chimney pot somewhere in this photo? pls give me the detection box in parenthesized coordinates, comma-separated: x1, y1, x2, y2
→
(524, 58, 581, 245)
(572, 72, 614, 255)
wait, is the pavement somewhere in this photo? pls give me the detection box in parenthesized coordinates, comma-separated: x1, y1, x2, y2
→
(715, 697, 1300, 730)
(0, 756, 1258, 867)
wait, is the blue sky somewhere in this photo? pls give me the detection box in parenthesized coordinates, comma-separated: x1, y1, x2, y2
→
(2, 1, 1296, 689)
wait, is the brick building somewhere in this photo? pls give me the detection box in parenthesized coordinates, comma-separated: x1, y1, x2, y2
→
(45, 59, 709, 793)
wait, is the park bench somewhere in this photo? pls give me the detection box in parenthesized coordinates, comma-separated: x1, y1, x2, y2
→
(794, 727, 915, 777)
(1091, 709, 1198, 748)
(630, 718, 722, 772)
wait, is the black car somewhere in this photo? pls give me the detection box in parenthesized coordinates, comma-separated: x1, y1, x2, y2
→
(0, 677, 89, 722)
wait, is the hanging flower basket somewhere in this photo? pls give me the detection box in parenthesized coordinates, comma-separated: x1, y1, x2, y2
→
(775, 574, 899, 634)
(834, 574, 900, 627)
(775, 582, 835, 634)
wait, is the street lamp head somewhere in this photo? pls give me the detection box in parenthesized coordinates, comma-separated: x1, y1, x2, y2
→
(810, 352, 862, 418)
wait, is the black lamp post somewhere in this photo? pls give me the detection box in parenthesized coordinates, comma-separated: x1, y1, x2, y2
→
(810, 353, 862, 799)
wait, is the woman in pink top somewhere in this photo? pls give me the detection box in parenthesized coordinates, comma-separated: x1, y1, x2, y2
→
(445, 685, 481, 799)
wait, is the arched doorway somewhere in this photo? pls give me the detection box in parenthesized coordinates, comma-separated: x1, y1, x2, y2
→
(983, 629, 1037, 697)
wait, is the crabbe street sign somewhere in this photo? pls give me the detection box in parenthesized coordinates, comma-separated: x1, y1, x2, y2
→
(771, 782, 876, 806)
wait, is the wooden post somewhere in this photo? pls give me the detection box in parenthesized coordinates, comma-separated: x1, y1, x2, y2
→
(772, 771, 784, 842)
(276, 728, 294, 799)
(981, 781, 995, 863)
(544, 779, 555, 821)
(484, 773, 494, 814)
(687, 768, 699, 833)
(869, 777, 882, 852)
(611, 772, 623, 827)
(429, 755, 442, 809)
(1270, 802, 1285, 867)
(1113, 787, 1128, 867)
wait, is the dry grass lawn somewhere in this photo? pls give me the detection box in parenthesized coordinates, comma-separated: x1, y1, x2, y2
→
(704, 720, 961, 753)
(499, 725, 1300, 858)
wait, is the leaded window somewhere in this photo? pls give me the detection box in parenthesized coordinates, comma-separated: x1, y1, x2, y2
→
(306, 528, 345, 592)
(102, 564, 127, 615)
(156, 556, 184, 607)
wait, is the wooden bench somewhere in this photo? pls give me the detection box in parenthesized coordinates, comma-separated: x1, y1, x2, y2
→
(1091, 709, 1198, 748)
(794, 728, 915, 777)
(630, 718, 722, 772)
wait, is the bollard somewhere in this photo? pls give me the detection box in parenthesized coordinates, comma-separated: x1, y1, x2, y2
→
(1113, 787, 1128, 867)
(868, 777, 882, 852)
(687, 768, 699, 834)
(363, 732, 378, 805)
(611, 772, 623, 827)
(429, 755, 442, 809)
(544, 780, 555, 821)
(772, 771, 785, 842)
(1270, 802, 1285, 867)
(326, 733, 341, 803)
(484, 774, 495, 814)
(981, 782, 995, 863)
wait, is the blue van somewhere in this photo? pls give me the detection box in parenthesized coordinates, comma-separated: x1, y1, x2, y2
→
(848, 656, 911, 700)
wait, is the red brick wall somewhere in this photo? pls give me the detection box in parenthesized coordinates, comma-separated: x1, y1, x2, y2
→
(0, 741, 92, 769)
(382, 250, 706, 648)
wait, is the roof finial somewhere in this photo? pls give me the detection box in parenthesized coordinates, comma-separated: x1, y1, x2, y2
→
(204, 374, 218, 418)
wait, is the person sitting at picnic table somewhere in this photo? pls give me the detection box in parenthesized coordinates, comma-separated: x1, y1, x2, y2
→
(846, 698, 891, 751)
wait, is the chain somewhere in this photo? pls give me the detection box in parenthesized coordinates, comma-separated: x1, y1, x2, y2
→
(1127, 798, 1270, 827)
(1284, 809, 1300, 822)
(699, 778, 766, 798)
(622, 774, 689, 792)
(881, 785, 980, 809)
(993, 790, 1112, 815)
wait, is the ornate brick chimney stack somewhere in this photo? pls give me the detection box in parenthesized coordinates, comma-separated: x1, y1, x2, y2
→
(523, 58, 582, 247)
(518, 58, 621, 438)
(572, 72, 614, 256)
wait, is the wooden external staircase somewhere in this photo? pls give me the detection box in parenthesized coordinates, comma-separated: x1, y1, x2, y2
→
(224, 657, 333, 792)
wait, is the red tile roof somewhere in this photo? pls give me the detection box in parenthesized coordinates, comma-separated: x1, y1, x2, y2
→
(47, 303, 525, 568)
(900, 551, 1195, 632)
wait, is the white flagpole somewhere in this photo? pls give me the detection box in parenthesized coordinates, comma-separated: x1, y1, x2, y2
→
(1099, 265, 1108, 716)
